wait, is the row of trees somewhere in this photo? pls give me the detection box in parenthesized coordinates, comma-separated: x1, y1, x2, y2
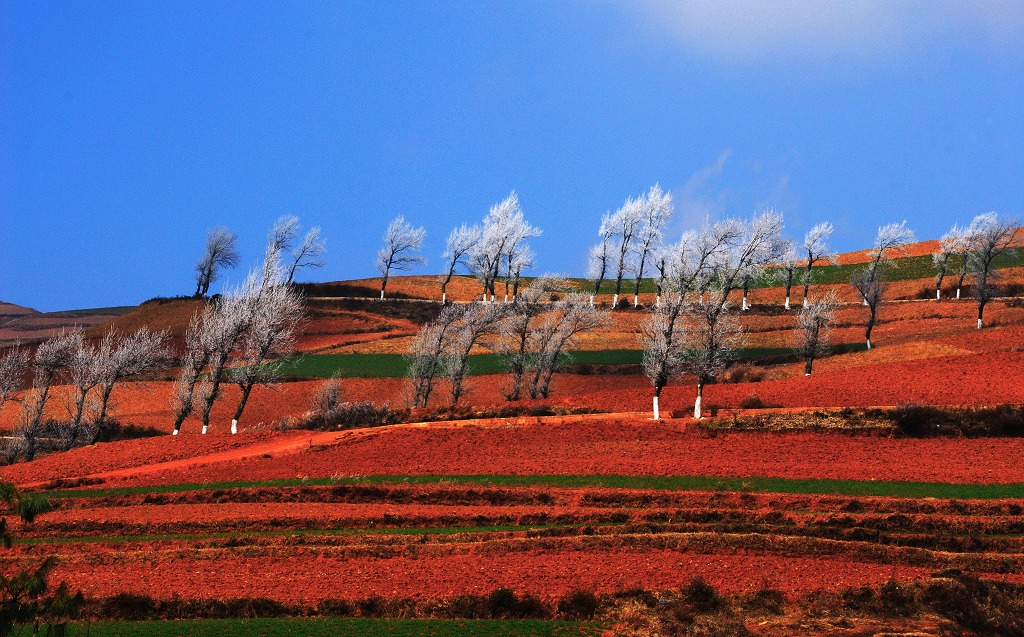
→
(0, 328, 168, 461)
(408, 278, 607, 408)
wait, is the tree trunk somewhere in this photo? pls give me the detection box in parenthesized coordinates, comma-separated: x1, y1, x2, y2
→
(978, 301, 986, 329)
(232, 381, 256, 434)
(784, 296, 790, 310)
(612, 293, 618, 307)
(936, 288, 941, 300)
(805, 357, 813, 376)
(652, 395, 660, 420)
(694, 383, 704, 419)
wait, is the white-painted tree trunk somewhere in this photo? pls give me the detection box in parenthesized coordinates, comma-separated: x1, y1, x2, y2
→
(652, 396, 660, 420)
(802, 297, 809, 308)
(504, 294, 509, 303)
(805, 372, 811, 376)
(863, 298, 869, 306)
(978, 318, 983, 329)
(172, 429, 179, 436)
(380, 290, 385, 300)
(693, 395, 702, 419)
(201, 424, 208, 434)
(589, 295, 594, 307)
(655, 295, 661, 308)
(956, 288, 961, 299)
(866, 338, 872, 349)
(612, 293, 618, 307)
(784, 296, 790, 310)
(442, 292, 447, 304)
(633, 295, 639, 308)
(936, 289, 941, 300)
(231, 419, 238, 435)
(742, 295, 749, 311)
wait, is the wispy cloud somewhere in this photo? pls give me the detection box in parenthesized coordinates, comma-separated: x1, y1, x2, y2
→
(627, 0, 1024, 62)
(674, 149, 733, 230)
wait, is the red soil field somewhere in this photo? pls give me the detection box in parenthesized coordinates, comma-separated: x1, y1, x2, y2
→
(49, 549, 935, 602)
(10, 418, 1022, 488)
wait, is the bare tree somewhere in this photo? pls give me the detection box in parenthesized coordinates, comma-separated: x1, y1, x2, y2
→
(796, 291, 839, 375)
(445, 303, 506, 405)
(608, 196, 644, 308)
(587, 212, 615, 305)
(193, 227, 240, 298)
(933, 224, 967, 300)
(801, 222, 836, 307)
(0, 346, 29, 412)
(683, 292, 740, 419)
(640, 292, 687, 419)
(651, 246, 670, 308)
(850, 269, 887, 349)
(268, 216, 327, 285)
(968, 212, 1020, 328)
(439, 224, 480, 304)
(407, 306, 463, 409)
(376, 216, 426, 300)
(527, 292, 607, 399)
(631, 184, 674, 307)
(229, 279, 303, 433)
(778, 242, 799, 310)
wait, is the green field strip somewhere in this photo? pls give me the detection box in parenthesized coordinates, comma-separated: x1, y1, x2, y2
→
(18, 523, 582, 546)
(68, 617, 601, 637)
(46, 474, 1024, 501)
(272, 344, 866, 379)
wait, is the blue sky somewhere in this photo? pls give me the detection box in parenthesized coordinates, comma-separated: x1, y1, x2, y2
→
(2, 1, 1023, 311)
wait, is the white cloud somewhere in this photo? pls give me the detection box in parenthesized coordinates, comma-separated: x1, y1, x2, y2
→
(674, 149, 733, 230)
(628, 0, 1024, 62)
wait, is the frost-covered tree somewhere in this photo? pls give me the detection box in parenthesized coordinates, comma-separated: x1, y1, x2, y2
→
(856, 221, 915, 305)
(504, 244, 534, 301)
(91, 328, 168, 440)
(778, 242, 799, 310)
(801, 222, 837, 307)
(469, 193, 540, 301)
(0, 346, 29, 412)
(172, 308, 218, 435)
(376, 216, 426, 300)
(526, 292, 607, 399)
(640, 291, 687, 419)
(683, 292, 740, 419)
(195, 288, 256, 433)
(439, 224, 480, 304)
(796, 291, 838, 375)
(968, 212, 1020, 328)
(407, 305, 463, 409)
(608, 196, 644, 307)
(651, 246, 670, 308)
(933, 224, 968, 300)
(18, 332, 82, 460)
(67, 338, 103, 440)
(193, 227, 240, 298)
(445, 303, 506, 405)
(229, 269, 303, 432)
(631, 185, 673, 307)
(495, 284, 550, 401)
(587, 212, 615, 305)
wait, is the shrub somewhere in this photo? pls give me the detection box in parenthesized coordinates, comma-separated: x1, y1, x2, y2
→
(739, 393, 766, 409)
(556, 590, 600, 619)
(485, 589, 549, 619)
(681, 577, 727, 614)
(101, 593, 157, 621)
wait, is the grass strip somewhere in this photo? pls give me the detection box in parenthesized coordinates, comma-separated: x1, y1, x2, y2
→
(47, 474, 1024, 500)
(69, 617, 601, 637)
(271, 344, 866, 379)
